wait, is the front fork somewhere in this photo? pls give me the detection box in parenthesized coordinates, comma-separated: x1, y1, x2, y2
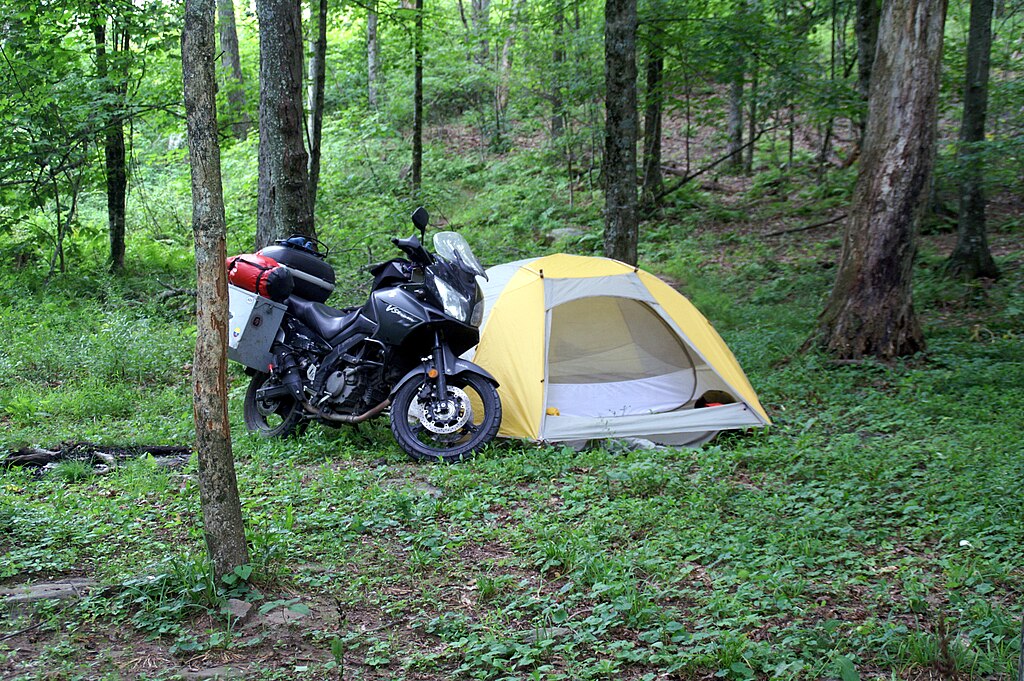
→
(422, 331, 449, 401)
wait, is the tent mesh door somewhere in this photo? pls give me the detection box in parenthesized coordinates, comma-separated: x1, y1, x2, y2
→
(546, 296, 697, 417)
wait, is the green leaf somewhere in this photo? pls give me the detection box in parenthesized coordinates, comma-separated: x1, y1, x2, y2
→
(838, 656, 860, 681)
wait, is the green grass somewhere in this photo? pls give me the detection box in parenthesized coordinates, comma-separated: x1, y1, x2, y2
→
(1, 143, 1022, 680)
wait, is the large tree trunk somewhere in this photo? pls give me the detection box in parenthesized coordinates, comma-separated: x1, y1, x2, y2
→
(947, 0, 999, 279)
(217, 0, 250, 140)
(367, 5, 380, 109)
(92, 16, 128, 273)
(412, 0, 424, 192)
(640, 6, 663, 211)
(603, 0, 638, 266)
(810, 0, 947, 359)
(182, 0, 249, 579)
(854, 0, 880, 142)
(255, 0, 315, 250)
(307, 0, 327, 215)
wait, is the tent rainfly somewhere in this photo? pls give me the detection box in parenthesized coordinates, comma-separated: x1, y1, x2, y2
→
(467, 254, 770, 446)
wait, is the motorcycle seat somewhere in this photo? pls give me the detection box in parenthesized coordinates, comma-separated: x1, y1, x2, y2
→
(287, 297, 365, 341)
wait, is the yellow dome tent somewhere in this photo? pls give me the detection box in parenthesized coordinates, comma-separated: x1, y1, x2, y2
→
(467, 254, 770, 446)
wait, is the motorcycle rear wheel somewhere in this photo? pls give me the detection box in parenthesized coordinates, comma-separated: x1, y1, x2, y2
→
(390, 372, 501, 463)
(243, 372, 307, 438)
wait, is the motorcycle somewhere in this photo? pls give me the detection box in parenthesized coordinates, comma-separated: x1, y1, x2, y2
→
(228, 207, 501, 462)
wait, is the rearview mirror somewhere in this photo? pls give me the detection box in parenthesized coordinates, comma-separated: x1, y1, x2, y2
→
(411, 206, 429, 239)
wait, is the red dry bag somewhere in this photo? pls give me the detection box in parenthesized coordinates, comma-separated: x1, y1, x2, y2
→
(226, 253, 295, 302)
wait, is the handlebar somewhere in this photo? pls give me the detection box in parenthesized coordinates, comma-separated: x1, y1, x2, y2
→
(391, 235, 433, 266)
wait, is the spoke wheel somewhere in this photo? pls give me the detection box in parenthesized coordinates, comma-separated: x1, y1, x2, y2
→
(243, 372, 307, 438)
(390, 372, 501, 462)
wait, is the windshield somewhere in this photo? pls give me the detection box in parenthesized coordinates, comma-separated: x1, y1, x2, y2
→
(433, 231, 487, 279)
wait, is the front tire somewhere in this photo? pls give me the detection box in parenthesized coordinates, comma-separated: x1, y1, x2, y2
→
(390, 372, 501, 462)
(243, 372, 307, 438)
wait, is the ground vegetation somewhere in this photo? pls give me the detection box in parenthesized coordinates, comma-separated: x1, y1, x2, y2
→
(1, 0, 1022, 677)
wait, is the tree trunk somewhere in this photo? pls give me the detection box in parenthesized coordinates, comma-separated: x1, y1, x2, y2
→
(603, 0, 638, 266)
(92, 16, 128, 274)
(947, 0, 999, 279)
(640, 5, 663, 211)
(182, 0, 249, 579)
(726, 66, 744, 172)
(255, 0, 314, 249)
(819, 0, 838, 167)
(217, 0, 250, 140)
(307, 0, 327, 215)
(744, 64, 757, 173)
(810, 0, 947, 360)
(854, 0, 880, 142)
(550, 0, 564, 140)
(367, 6, 380, 109)
(495, 0, 525, 128)
(470, 0, 490, 65)
(411, 0, 424, 192)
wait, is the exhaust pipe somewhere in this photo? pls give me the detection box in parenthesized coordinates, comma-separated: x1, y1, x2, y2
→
(301, 398, 391, 424)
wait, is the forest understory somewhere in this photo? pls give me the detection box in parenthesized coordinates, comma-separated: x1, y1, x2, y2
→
(2, 0, 1024, 676)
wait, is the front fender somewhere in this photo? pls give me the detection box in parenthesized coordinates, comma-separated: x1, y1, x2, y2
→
(390, 357, 498, 398)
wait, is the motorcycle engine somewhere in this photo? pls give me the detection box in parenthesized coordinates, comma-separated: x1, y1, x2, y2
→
(325, 366, 360, 405)
(323, 362, 387, 414)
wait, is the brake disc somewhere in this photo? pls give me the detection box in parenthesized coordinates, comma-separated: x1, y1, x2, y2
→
(410, 386, 473, 434)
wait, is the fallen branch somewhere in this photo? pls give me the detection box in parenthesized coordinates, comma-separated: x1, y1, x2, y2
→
(765, 213, 847, 238)
(3, 442, 192, 470)
(0, 620, 45, 642)
(653, 125, 778, 203)
(4, 447, 59, 466)
(156, 280, 197, 301)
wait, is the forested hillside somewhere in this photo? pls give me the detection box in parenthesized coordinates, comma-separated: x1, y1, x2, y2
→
(1, 0, 1022, 678)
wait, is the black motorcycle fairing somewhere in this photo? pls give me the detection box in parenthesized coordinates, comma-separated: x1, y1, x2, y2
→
(287, 296, 374, 342)
(369, 287, 428, 345)
(390, 349, 499, 400)
(368, 286, 480, 357)
(369, 258, 414, 290)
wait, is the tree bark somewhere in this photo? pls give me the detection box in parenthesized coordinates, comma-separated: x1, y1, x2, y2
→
(307, 0, 328, 215)
(947, 0, 999, 279)
(854, 0, 880, 142)
(217, 0, 250, 140)
(550, 0, 564, 140)
(182, 0, 250, 579)
(92, 15, 128, 274)
(411, 0, 424, 192)
(603, 0, 638, 266)
(745, 63, 757, 173)
(726, 65, 744, 172)
(810, 0, 947, 360)
(367, 5, 380, 109)
(470, 0, 490, 65)
(255, 0, 315, 250)
(495, 0, 525, 126)
(640, 4, 663, 211)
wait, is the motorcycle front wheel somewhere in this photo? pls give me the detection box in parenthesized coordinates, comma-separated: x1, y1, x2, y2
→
(389, 372, 501, 463)
(243, 372, 307, 438)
